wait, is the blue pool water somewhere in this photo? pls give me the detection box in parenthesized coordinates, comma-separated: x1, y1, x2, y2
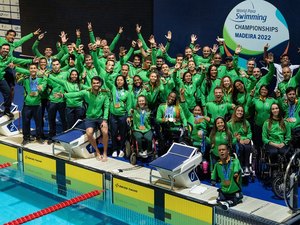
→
(0, 170, 168, 225)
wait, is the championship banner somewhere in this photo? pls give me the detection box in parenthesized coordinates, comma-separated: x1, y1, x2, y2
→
(223, 0, 289, 56)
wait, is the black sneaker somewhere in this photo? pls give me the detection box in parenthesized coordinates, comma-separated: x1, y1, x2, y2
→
(47, 139, 53, 145)
(21, 139, 30, 146)
(29, 136, 35, 141)
(4, 111, 14, 119)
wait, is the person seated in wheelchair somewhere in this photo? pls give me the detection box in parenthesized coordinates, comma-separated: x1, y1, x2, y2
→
(228, 105, 253, 176)
(278, 87, 300, 148)
(156, 91, 188, 155)
(131, 95, 153, 158)
(208, 117, 236, 172)
(211, 144, 243, 210)
(262, 103, 291, 165)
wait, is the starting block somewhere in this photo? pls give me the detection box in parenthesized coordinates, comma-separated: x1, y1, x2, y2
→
(0, 111, 20, 136)
(52, 120, 100, 160)
(149, 143, 202, 190)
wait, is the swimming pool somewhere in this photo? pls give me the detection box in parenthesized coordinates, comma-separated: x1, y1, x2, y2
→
(0, 169, 169, 225)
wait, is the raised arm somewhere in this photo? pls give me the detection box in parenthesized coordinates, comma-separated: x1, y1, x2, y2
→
(14, 28, 41, 48)
(110, 26, 123, 51)
(32, 32, 45, 57)
(136, 24, 149, 50)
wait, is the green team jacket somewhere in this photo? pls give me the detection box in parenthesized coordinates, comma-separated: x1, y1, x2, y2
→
(222, 89, 233, 104)
(181, 100, 208, 142)
(32, 40, 68, 64)
(204, 101, 232, 126)
(128, 64, 142, 78)
(208, 131, 236, 157)
(65, 89, 109, 120)
(143, 83, 164, 108)
(211, 157, 242, 194)
(227, 120, 252, 141)
(0, 33, 34, 54)
(135, 68, 151, 83)
(173, 71, 204, 110)
(129, 86, 148, 108)
(156, 103, 187, 127)
(254, 62, 275, 97)
(45, 70, 69, 103)
(246, 96, 277, 126)
(0, 55, 32, 80)
(198, 78, 221, 106)
(132, 109, 152, 133)
(48, 75, 87, 108)
(278, 68, 300, 98)
(104, 77, 132, 117)
(279, 98, 300, 129)
(159, 76, 175, 103)
(17, 75, 47, 106)
(262, 120, 291, 145)
(233, 92, 248, 106)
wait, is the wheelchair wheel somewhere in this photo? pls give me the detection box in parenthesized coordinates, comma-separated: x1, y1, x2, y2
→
(284, 149, 300, 211)
(125, 140, 131, 158)
(272, 174, 289, 199)
(130, 152, 137, 165)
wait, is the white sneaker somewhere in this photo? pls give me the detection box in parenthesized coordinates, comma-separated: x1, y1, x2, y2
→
(118, 150, 125, 158)
(139, 150, 148, 158)
(219, 201, 230, 210)
(112, 151, 118, 158)
(208, 199, 218, 205)
(244, 167, 250, 176)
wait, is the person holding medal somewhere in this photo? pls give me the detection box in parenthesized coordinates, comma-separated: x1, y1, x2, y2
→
(278, 87, 300, 148)
(211, 144, 243, 210)
(156, 91, 187, 155)
(105, 74, 132, 158)
(131, 95, 153, 157)
(17, 63, 47, 146)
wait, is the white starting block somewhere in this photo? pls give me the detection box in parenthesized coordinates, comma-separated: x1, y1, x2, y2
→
(52, 120, 101, 160)
(0, 104, 20, 136)
(149, 143, 202, 190)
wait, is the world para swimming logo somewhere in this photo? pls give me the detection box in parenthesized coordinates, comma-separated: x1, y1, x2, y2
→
(223, 0, 289, 56)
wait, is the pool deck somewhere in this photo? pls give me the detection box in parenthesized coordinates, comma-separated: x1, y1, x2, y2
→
(1, 133, 299, 224)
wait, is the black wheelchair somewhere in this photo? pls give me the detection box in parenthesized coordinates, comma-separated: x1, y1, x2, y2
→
(258, 144, 295, 199)
(125, 128, 157, 165)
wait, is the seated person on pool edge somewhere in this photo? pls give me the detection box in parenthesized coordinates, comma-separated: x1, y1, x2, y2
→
(63, 76, 109, 162)
(211, 144, 243, 210)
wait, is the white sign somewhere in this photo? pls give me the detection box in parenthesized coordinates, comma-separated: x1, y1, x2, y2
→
(223, 0, 289, 55)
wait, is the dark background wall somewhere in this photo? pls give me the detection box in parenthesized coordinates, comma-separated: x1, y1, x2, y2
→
(19, 0, 300, 63)
(19, 0, 153, 56)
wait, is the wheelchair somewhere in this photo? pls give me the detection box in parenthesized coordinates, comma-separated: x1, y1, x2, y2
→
(156, 123, 192, 156)
(283, 149, 300, 212)
(258, 144, 294, 199)
(125, 127, 157, 165)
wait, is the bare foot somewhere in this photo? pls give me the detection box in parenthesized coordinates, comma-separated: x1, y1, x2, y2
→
(102, 155, 108, 162)
(95, 154, 102, 161)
